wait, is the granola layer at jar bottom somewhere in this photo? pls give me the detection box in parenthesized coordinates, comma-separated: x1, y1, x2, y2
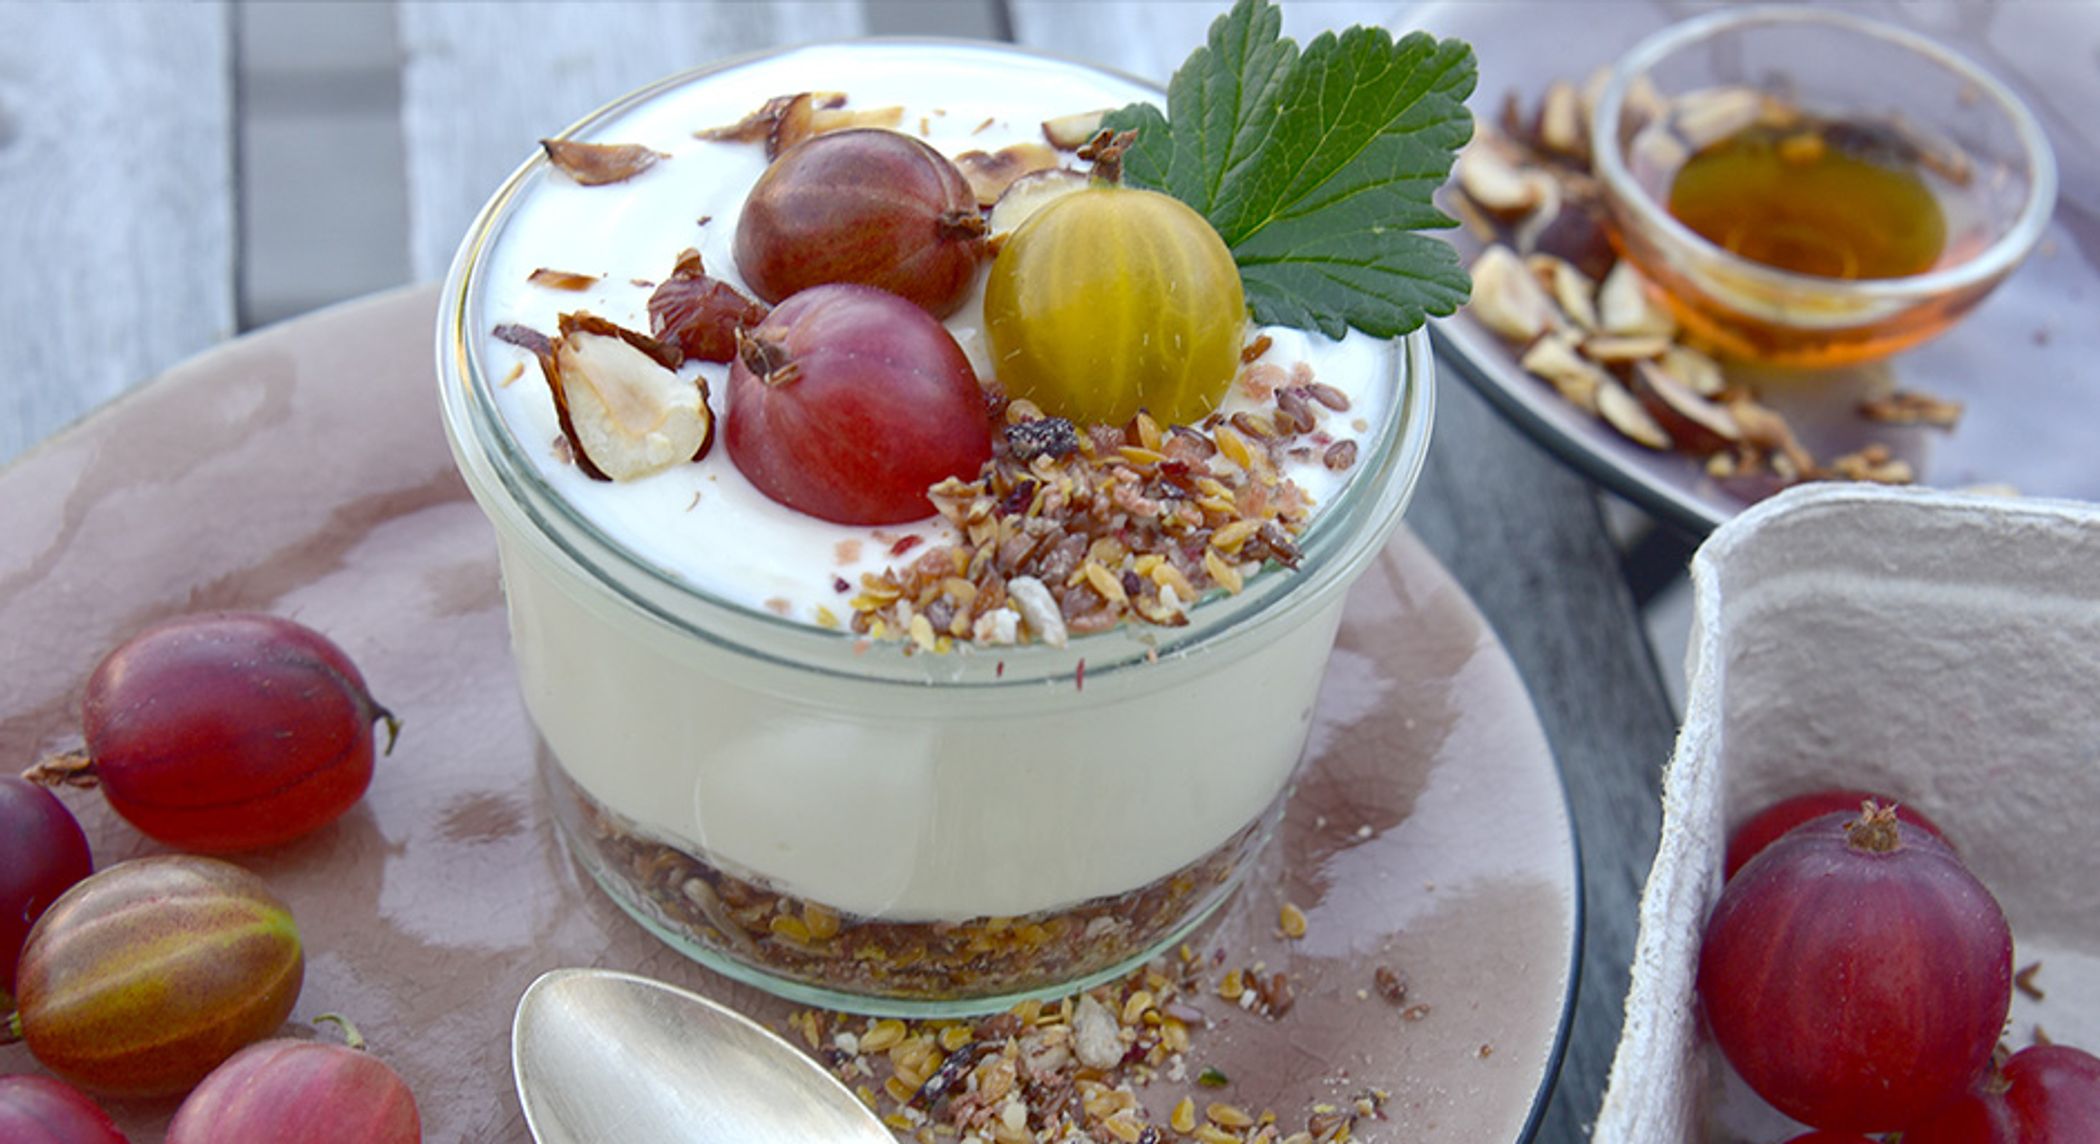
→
(545, 755, 1269, 1006)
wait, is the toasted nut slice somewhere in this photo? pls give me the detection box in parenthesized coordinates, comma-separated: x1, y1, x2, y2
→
(955, 142, 1060, 207)
(540, 139, 665, 186)
(695, 91, 845, 149)
(1538, 80, 1586, 159)
(1528, 200, 1617, 281)
(1657, 343, 1726, 398)
(1598, 377, 1671, 450)
(1582, 334, 1672, 363)
(1634, 359, 1739, 453)
(987, 168, 1089, 248)
(1521, 333, 1609, 414)
(1456, 139, 1551, 219)
(1470, 244, 1562, 343)
(1673, 86, 1766, 150)
(1597, 262, 1675, 338)
(1530, 255, 1599, 332)
(1860, 390, 1964, 428)
(1831, 444, 1915, 485)
(544, 313, 710, 482)
(809, 105, 904, 135)
(1042, 109, 1108, 150)
(1726, 397, 1818, 477)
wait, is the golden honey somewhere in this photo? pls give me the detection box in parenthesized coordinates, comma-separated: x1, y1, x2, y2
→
(1667, 119, 1947, 280)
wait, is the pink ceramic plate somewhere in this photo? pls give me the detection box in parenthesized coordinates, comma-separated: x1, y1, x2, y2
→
(0, 286, 1577, 1142)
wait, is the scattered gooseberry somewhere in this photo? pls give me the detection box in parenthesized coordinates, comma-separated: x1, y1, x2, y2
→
(10, 856, 304, 1098)
(0, 1075, 128, 1144)
(1697, 803, 2011, 1131)
(0, 776, 93, 1005)
(726, 283, 991, 525)
(168, 1014, 420, 1144)
(985, 182, 1245, 426)
(44, 612, 399, 852)
(1902, 1043, 2100, 1143)
(1725, 789, 1949, 881)
(733, 128, 986, 317)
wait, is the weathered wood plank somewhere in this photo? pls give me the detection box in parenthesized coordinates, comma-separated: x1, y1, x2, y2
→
(398, 1, 868, 281)
(0, 3, 235, 465)
(1008, 5, 1680, 1141)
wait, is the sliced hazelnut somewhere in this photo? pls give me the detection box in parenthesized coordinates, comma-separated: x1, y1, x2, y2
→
(1633, 359, 1739, 453)
(696, 92, 844, 144)
(1469, 244, 1563, 343)
(1538, 81, 1586, 160)
(528, 267, 599, 291)
(1582, 334, 1672, 363)
(540, 139, 666, 186)
(1830, 444, 1916, 485)
(1726, 396, 1818, 478)
(955, 142, 1060, 207)
(1521, 332, 1609, 414)
(1042, 109, 1108, 151)
(1527, 198, 1616, 281)
(986, 168, 1089, 251)
(1597, 261, 1676, 338)
(542, 313, 711, 482)
(1657, 344, 1726, 398)
(1529, 255, 1598, 333)
(1456, 137, 1551, 219)
(1859, 389, 1964, 428)
(809, 104, 904, 135)
(1597, 377, 1671, 450)
(1672, 86, 1765, 150)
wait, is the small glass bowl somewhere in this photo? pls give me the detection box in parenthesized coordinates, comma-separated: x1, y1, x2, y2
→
(1591, 5, 2056, 367)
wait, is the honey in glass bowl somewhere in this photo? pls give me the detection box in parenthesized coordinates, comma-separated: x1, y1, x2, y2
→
(1664, 113, 1951, 282)
(1592, 7, 2056, 369)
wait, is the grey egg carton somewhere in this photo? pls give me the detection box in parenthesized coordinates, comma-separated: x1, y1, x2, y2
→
(1596, 483, 2100, 1141)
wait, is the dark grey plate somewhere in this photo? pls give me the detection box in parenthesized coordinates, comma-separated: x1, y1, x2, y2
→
(1412, 0, 2100, 536)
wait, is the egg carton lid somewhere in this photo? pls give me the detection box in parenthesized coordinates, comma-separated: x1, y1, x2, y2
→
(1595, 483, 2100, 1142)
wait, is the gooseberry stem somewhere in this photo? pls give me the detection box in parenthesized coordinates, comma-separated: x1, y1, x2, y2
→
(1079, 128, 1139, 186)
(21, 749, 99, 790)
(1845, 801, 1905, 853)
(313, 1012, 368, 1051)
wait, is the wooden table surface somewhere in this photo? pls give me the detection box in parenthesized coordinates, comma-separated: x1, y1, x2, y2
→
(5, 4, 1682, 1140)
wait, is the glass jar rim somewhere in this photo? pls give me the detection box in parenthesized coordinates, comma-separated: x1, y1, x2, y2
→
(435, 39, 1436, 692)
(1590, 4, 2058, 302)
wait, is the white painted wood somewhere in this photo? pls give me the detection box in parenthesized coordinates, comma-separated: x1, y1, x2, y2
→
(0, 3, 234, 465)
(398, 1, 867, 281)
(1007, 6, 1681, 1140)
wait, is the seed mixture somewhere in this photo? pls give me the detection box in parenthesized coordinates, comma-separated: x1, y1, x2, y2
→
(845, 358, 1358, 652)
(783, 943, 1398, 1144)
(554, 764, 1270, 1002)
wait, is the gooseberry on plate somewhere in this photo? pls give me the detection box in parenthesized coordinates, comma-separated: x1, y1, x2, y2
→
(1697, 803, 2011, 1131)
(67, 612, 398, 852)
(726, 283, 991, 525)
(0, 1075, 128, 1143)
(168, 1015, 420, 1144)
(985, 182, 1245, 426)
(733, 128, 985, 317)
(1, 775, 94, 1004)
(10, 856, 304, 1098)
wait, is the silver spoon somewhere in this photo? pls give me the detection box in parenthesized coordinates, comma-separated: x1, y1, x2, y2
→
(512, 967, 892, 1143)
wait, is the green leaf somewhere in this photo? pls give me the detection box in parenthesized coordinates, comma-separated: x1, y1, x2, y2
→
(1101, 0, 1477, 340)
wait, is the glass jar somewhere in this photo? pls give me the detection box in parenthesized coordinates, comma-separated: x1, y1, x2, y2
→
(435, 41, 1435, 1016)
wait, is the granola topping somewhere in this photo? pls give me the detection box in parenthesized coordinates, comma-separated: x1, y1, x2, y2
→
(481, 54, 1395, 646)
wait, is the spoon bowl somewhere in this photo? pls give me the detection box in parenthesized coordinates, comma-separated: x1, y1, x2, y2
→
(512, 968, 892, 1143)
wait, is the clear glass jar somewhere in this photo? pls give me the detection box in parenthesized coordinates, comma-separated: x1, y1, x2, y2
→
(435, 41, 1435, 1016)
